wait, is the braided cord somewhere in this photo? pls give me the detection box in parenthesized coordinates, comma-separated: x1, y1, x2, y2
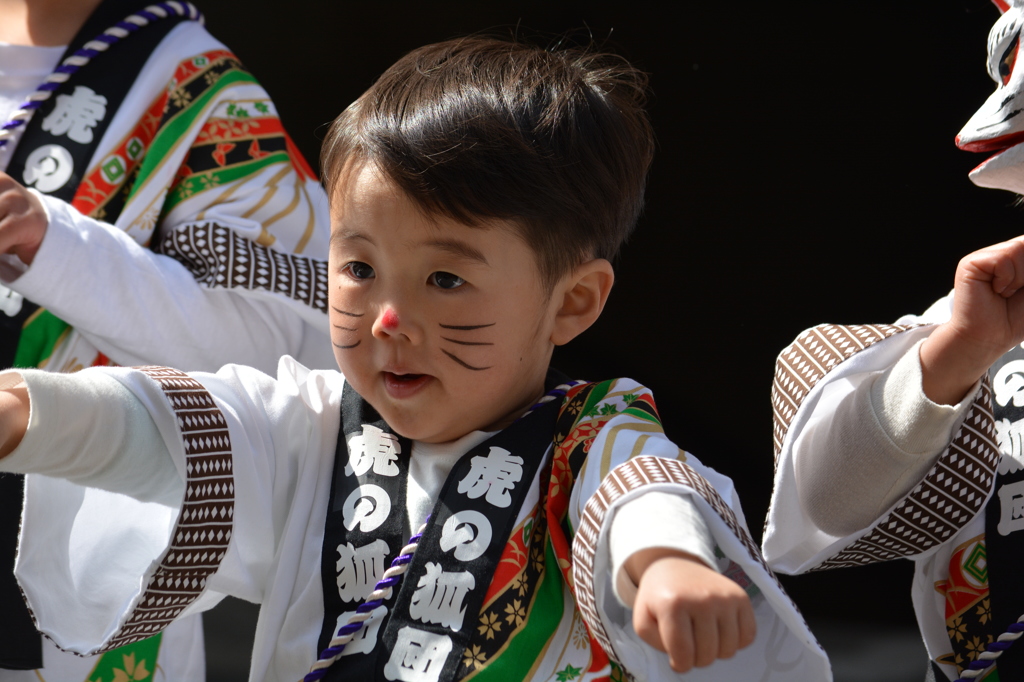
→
(0, 1, 204, 150)
(955, 617, 1024, 680)
(304, 521, 429, 681)
(520, 380, 586, 420)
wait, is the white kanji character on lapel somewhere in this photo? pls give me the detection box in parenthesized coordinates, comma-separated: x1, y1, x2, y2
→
(439, 510, 492, 562)
(408, 562, 475, 631)
(41, 85, 108, 144)
(346, 424, 402, 477)
(383, 627, 453, 682)
(342, 484, 392, 533)
(998, 480, 1024, 536)
(336, 538, 389, 602)
(456, 446, 523, 507)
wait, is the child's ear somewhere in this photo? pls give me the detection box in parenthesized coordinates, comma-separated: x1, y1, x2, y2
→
(550, 258, 615, 346)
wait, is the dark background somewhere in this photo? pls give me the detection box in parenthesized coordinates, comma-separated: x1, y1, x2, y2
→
(200, 0, 1013, 645)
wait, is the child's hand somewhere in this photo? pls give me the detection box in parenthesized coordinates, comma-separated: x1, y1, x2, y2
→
(921, 236, 1024, 405)
(626, 547, 756, 674)
(0, 172, 47, 266)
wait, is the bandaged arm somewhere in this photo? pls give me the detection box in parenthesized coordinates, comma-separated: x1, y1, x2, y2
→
(794, 338, 979, 536)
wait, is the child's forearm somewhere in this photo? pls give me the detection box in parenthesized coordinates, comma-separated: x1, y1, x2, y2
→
(0, 369, 181, 504)
(0, 374, 29, 460)
(610, 490, 718, 607)
(624, 547, 706, 584)
(794, 339, 970, 536)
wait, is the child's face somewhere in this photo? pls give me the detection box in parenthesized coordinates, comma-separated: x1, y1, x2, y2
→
(328, 163, 561, 443)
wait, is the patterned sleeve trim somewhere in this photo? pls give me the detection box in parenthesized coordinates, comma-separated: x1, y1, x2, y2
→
(571, 455, 777, 666)
(158, 222, 328, 314)
(772, 323, 1000, 568)
(97, 366, 234, 652)
(772, 323, 916, 464)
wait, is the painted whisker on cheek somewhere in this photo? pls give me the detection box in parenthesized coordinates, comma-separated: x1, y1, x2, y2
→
(441, 337, 493, 346)
(332, 308, 364, 348)
(438, 322, 495, 368)
(439, 322, 495, 330)
(441, 349, 492, 371)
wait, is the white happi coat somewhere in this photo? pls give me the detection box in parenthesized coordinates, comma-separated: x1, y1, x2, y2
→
(4, 359, 830, 682)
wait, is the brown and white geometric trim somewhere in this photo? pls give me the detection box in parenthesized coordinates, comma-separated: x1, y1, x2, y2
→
(772, 323, 916, 466)
(96, 366, 234, 652)
(159, 222, 328, 314)
(772, 323, 1001, 569)
(571, 456, 777, 665)
(813, 379, 998, 570)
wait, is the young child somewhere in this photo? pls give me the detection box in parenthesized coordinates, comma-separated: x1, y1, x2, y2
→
(0, 37, 828, 681)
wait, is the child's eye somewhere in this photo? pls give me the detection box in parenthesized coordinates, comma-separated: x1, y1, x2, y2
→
(343, 261, 375, 280)
(429, 271, 465, 290)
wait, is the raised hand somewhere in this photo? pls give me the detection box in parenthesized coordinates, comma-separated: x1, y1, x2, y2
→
(921, 236, 1024, 405)
(0, 172, 47, 266)
(626, 548, 756, 673)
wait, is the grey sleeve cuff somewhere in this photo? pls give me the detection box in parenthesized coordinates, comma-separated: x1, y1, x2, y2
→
(871, 338, 977, 455)
(1, 367, 182, 506)
(608, 490, 718, 608)
(795, 339, 977, 536)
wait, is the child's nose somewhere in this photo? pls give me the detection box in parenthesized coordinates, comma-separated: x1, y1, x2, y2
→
(372, 306, 419, 342)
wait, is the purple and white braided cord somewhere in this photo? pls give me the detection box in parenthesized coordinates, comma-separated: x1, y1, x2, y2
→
(0, 1, 203, 150)
(304, 520, 429, 681)
(520, 380, 586, 420)
(955, 616, 1024, 681)
(303, 380, 582, 679)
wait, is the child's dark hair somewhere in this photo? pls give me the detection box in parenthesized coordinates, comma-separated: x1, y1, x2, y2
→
(321, 36, 654, 289)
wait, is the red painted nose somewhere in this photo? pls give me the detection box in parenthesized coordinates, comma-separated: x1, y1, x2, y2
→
(381, 308, 399, 330)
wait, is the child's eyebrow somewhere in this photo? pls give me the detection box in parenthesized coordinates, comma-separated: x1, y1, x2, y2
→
(421, 238, 489, 265)
(330, 229, 375, 247)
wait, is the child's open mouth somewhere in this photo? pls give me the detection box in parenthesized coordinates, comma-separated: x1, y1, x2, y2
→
(383, 371, 431, 398)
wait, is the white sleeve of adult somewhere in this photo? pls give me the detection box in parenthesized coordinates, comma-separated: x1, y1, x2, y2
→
(608, 491, 718, 608)
(0, 367, 180, 505)
(794, 338, 978, 536)
(5, 194, 333, 374)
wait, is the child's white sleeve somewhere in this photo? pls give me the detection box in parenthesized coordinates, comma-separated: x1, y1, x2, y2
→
(0, 367, 180, 505)
(565, 378, 830, 681)
(608, 491, 717, 607)
(793, 338, 978, 537)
